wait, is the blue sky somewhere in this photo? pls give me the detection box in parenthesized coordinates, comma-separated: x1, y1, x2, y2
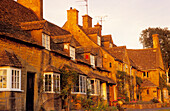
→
(43, 0, 170, 49)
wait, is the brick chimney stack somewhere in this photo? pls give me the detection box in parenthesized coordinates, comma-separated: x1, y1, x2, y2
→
(17, 0, 43, 20)
(82, 15, 92, 29)
(67, 7, 79, 25)
(152, 34, 160, 49)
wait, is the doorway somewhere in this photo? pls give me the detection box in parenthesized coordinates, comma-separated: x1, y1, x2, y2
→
(26, 72, 35, 111)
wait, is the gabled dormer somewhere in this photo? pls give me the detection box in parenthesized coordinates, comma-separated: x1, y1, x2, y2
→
(101, 35, 116, 49)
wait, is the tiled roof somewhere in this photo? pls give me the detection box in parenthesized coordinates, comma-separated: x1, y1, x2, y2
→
(101, 35, 113, 42)
(80, 27, 100, 35)
(52, 35, 80, 48)
(43, 21, 70, 36)
(127, 49, 158, 70)
(20, 20, 46, 31)
(44, 65, 60, 73)
(0, 50, 22, 68)
(0, 0, 39, 23)
(76, 46, 98, 55)
(20, 20, 71, 36)
(60, 64, 84, 75)
(108, 46, 126, 62)
(0, 21, 38, 45)
(88, 71, 116, 84)
(141, 79, 157, 88)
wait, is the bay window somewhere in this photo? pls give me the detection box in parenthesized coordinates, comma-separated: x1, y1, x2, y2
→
(87, 79, 100, 95)
(44, 73, 60, 93)
(72, 75, 86, 94)
(0, 67, 21, 91)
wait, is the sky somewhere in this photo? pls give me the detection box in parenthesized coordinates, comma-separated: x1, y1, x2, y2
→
(42, 0, 170, 49)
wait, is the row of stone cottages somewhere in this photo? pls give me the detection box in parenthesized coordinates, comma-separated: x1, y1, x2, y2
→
(0, 0, 168, 110)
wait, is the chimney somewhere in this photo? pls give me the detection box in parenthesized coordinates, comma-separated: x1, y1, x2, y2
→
(82, 15, 92, 29)
(94, 22, 102, 36)
(152, 34, 160, 49)
(67, 7, 79, 25)
(17, 0, 43, 20)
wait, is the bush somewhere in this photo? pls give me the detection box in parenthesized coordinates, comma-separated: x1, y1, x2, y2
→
(151, 98, 159, 103)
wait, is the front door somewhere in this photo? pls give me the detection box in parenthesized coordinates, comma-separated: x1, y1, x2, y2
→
(26, 73, 35, 111)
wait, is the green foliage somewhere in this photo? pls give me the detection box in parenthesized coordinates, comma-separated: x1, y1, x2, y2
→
(136, 76, 143, 86)
(59, 68, 79, 110)
(139, 27, 170, 69)
(116, 71, 134, 101)
(159, 74, 167, 90)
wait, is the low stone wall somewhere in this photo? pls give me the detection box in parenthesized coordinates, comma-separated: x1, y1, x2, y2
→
(122, 103, 162, 109)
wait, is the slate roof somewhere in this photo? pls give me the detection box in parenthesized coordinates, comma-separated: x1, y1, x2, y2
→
(0, 0, 39, 23)
(141, 79, 157, 88)
(127, 49, 159, 70)
(0, 50, 22, 68)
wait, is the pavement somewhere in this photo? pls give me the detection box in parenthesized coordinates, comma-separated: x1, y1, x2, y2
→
(125, 107, 170, 111)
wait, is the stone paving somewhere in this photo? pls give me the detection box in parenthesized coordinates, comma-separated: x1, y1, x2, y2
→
(125, 107, 170, 111)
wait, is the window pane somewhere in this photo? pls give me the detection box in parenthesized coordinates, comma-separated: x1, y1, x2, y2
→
(53, 75, 56, 92)
(91, 80, 94, 94)
(0, 70, 7, 88)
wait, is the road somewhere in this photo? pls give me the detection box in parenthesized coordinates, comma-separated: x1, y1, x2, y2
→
(125, 107, 170, 111)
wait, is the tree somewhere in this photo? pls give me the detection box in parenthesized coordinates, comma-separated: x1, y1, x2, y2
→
(139, 27, 170, 69)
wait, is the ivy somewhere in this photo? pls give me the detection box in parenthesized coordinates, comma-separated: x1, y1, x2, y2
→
(116, 70, 134, 101)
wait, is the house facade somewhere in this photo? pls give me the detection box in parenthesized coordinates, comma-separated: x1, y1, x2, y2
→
(0, 0, 168, 111)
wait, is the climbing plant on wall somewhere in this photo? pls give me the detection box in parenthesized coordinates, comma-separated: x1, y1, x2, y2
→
(116, 71, 134, 101)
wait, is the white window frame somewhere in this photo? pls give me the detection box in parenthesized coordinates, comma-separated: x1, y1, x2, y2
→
(44, 72, 60, 93)
(0, 67, 21, 91)
(42, 33, 50, 50)
(87, 78, 100, 95)
(90, 54, 95, 68)
(72, 75, 86, 94)
(109, 43, 113, 48)
(97, 36, 101, 46)
(69, 46, 75, 60)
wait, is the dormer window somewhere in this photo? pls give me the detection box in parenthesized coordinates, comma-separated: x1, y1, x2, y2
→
(42, 33, 50, 50)
(109, 43, 113, 48)
(70, 46, 75, 60)
(97, 36, 101, 46)
(90, 54, 95, 68)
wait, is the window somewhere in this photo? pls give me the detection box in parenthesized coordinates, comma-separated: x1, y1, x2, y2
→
(0, 69, 7, 88)
(72, 75, 86, 94)
(42, 33, 50, 50)
(0, 67, 21, 91)
(87, 79, 100, 95)
(147, 89, 149, 94)
(44, 73, 60, 93)
(90, 55, 95, 68)
(109, 63, 112, 68)
(143, 72, 148, 77)
(97, 36, 101, 46)
(109, 43, 112, 48)
(69, 46, 75, 60)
